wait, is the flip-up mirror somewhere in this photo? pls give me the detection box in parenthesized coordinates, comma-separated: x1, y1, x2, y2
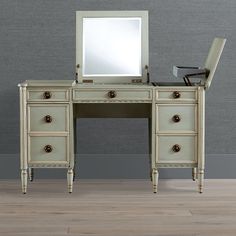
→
(76, 11, 148, 83)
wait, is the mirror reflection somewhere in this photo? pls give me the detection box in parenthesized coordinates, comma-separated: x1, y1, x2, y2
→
(82, 17, 142, 77)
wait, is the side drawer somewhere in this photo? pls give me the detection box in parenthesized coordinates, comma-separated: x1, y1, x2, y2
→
(156, 135, 197, 163)
(156, 88, 197, 102)
(27, 89, 69, 102)
(73, 89, 152, 101)
(28, 104, 69, 132)
(156, 104, 197, 133)
(28, 136, 69, 164)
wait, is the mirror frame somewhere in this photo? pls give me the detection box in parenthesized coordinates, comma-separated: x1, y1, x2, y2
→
(76, 11, 149, 83)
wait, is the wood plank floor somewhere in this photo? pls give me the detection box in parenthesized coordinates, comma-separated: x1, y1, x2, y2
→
(0, 179, 236, 236)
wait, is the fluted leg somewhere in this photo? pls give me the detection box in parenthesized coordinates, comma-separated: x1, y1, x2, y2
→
(152, 168, 158, 193)
(192, 167, 197, 181)
(28, 168, 34, 182)
(21, 169, 27, 194)
(67, 168, 73, 193)
(198, 169, 204, 193)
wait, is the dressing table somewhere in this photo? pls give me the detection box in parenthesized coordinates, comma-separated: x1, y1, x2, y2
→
(18, 11, 226, 194)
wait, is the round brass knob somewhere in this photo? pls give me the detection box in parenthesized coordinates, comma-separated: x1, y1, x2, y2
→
(43, 91, 52, 99)
(44, 145, 53, 153)
(172, 144, 181, 152)
(172, 114, 181, 123)
(44, 115, 52, 123)
(108, 90, 116, 98)
(173, 91, 181, 99)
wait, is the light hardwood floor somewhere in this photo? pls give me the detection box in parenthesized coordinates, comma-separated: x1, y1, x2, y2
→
(0, 179, 236, 236)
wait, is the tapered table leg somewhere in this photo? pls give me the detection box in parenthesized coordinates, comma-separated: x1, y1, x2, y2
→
(67, 168, 73, 193)
(198, 169, 204, 193)
(192, 167, 197, 181)
(152, 168, 158, 193)
(21, 169, 27, 194)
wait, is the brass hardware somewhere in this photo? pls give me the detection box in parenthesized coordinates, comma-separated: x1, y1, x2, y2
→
(44, 145, 53, 153)
(132, 79, 142, 83)
(108, 90, 116, 98)
(44, 115, 52, 123)
(172, 114, 181, 123)
(43, 91, 52, 99)
(172, 144, 181, 152)
(82, 79, 93, 83)
(173, 91, 181, 99)
(76, 64, 80, 68)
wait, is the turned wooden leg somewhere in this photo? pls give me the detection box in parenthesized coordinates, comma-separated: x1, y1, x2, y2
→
(192, 167, 197, 181)
(21, 169, 27, 194)
(198, 169, 204, 193)
(152, 168, 158, 193)
(67, 168, 73, 193)
(28, 168, 34, 182)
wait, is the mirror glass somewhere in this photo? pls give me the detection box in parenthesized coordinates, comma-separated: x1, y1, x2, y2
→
(82, 17, 142, 77)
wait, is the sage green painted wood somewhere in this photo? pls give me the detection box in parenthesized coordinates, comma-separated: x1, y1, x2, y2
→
(28, 104, 69, 132)
(156, 104, 197, 133)
(204, 38, 226, 90)
(29, 136, 68, 163)
(27, 89, 69, 102)
(19, 80, 208, 193)
(156, 88, 197, 102)
(157, 135, 196, 163)
(73, 88, 152, 101)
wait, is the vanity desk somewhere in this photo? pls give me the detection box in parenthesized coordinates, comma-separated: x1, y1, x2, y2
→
(19, 81, 205, 194)
(18, 11, 226, 194)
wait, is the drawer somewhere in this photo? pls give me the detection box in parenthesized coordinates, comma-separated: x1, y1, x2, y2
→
(73, 89, 152, 101)
(28, 136, 69, 163)
(156, 89, 197, 102)
(156, 135, 197, 163)
(27, 89, 69, 102)
(28, 104, 69, 132)
(156, 104, 197, 132)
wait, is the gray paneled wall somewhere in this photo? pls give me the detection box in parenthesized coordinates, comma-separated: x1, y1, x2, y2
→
(0, 0, 235, 178)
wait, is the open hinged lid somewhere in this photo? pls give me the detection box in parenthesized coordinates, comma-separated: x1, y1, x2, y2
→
(76, 11, 149, 84)
(172, 38, 226, 89)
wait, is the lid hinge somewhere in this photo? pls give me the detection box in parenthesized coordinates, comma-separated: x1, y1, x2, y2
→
(132, 79, 142, 83)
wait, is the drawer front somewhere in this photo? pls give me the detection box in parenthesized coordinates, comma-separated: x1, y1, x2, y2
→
(28, 104, 69, 132)
(156, 104, 197, 132)
(157, 135, 196, 163)
(156, 89, 197, 102)
(29, 136, 68, 163)
(73, 89, 152, 101)
(27, 89, 69, 102)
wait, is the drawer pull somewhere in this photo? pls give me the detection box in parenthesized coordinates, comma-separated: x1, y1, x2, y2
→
(172, 114, 181, 123)
(173, 91, 181, 99)
(172, 144, 181, 152)
(44, 115, 52, 123)
(43, 91, 52, 99)
(44, 145, 53, 153)
(108, 90, 116, 98)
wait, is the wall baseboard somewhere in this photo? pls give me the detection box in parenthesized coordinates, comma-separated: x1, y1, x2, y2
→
(0, 154, 235, 179)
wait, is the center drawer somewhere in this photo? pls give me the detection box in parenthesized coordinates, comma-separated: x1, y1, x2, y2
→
(156, 104, 197, 133)
(73, 89, 152, 101)
(28, 136, 69, 163)
(28, 104, 69, 132)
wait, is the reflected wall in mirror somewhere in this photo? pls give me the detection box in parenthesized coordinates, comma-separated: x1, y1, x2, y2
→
(83, 18, 142, 77)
